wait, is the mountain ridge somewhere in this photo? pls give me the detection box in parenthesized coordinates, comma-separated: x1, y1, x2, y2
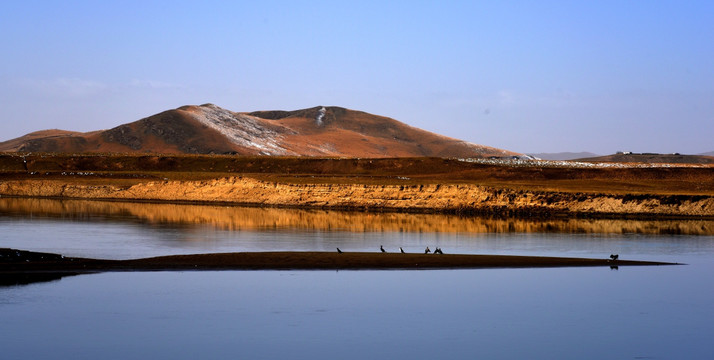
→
(0, 104, 519, 158)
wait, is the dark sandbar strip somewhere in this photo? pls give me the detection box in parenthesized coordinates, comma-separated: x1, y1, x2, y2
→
(1, 248, 677, 273)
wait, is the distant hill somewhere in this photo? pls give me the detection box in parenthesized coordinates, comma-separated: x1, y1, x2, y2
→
(528, 152, 601, 161)
(699, 151, 714, 157)
(0, 104, 518, 158)
(578, 152, 714, 164)
(0, 129, 91, 153)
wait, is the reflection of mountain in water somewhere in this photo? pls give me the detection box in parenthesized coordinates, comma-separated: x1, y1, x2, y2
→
(2, 197, 713, 235)
(0, 273, 78, 287)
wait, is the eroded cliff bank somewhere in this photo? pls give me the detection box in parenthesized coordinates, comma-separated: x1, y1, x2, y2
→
(1, 176, 712, 218)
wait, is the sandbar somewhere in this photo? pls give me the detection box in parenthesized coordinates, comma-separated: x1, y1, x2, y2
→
(1, 248, 677, 274)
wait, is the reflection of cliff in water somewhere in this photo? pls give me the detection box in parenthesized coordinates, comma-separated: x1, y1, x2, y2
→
(2, 197, 713, 235)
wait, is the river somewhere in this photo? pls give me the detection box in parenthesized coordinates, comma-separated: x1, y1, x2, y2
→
(1, 198, 713, 359)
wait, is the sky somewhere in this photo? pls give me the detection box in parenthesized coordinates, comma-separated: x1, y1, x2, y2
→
(1, 1, 712, 155)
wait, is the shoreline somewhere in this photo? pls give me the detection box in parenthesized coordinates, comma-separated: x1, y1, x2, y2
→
(2, 178, 713, 219)
(2, 154, 713, 219)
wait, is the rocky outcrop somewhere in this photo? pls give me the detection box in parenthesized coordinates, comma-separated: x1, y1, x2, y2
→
(1, 177, 712, 218)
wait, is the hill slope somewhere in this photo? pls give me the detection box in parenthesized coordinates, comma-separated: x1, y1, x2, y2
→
(0, 104, 518, 158)
(579, 153, 714, 164)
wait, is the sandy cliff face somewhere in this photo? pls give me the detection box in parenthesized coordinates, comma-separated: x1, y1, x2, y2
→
(1, 177, 712, 217)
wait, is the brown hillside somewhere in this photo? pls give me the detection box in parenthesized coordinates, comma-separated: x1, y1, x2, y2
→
(251, 106, 512, 157)
(0, 129, 89, 152)
(0, 104, 518, 158)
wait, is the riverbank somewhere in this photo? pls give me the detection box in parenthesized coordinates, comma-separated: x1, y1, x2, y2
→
(1, 176, 713, 218)
(2, 154, 713, 218)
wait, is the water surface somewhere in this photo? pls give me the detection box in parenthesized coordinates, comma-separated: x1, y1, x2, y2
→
(1, 198, 713, 359)
(2, 197, 712, 260)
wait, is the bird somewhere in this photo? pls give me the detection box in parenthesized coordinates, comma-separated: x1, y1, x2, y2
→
(610, 254, 619, 261)
(400, 247, 405, 254)
(380, 245, 386, 253)
(336, 247, 343, 254)
(434, 247, 443, 254)
(424, 246, 431, 254)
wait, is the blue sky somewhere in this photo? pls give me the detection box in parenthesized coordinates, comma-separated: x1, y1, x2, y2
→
(1, 1, 712, 154)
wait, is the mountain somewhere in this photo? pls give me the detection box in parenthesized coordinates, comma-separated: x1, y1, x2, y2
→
(0, 104, 518, 158)
(527, 152, 601, 161)
(578, 152, 714, 164)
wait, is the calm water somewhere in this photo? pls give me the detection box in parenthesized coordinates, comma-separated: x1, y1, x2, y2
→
(1, 198, 713, 359)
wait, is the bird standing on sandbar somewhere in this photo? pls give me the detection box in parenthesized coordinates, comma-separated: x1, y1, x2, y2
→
(380, 245, 386, 253)
(610, 254, 619, 260)
(400, 247, 405, 253)
(337, 248, 343, 254)
(425, 247, 431, 254)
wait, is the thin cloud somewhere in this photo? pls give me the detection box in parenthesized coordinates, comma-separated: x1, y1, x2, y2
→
(128, 79, 185, 89)
(17, 77, 107, 98)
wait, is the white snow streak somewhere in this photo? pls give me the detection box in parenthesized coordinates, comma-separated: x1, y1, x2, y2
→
(187, 104, 291, 155)
(315, 107, 326, 126)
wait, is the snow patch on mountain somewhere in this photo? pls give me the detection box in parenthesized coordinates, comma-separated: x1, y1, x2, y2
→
(315, 106, 326, 126)
(186, 104, 292, 155)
